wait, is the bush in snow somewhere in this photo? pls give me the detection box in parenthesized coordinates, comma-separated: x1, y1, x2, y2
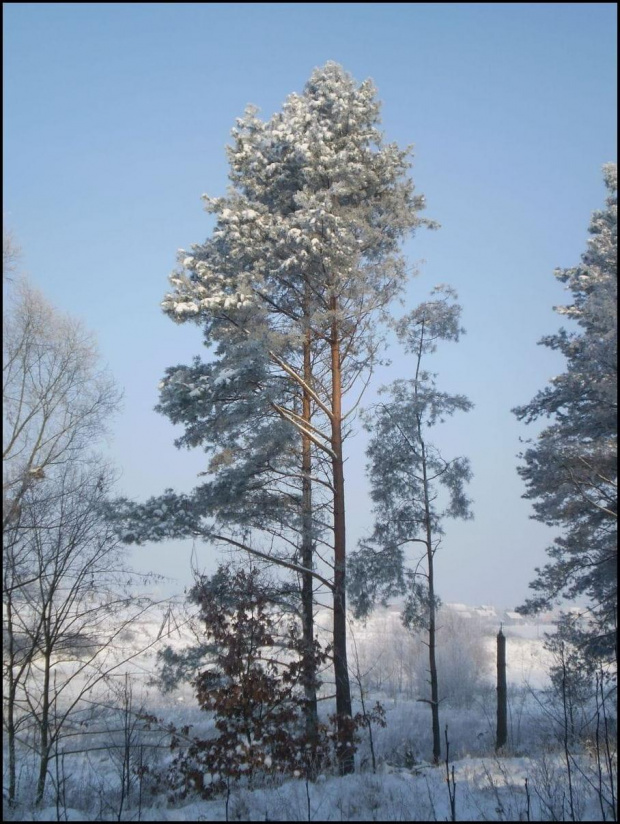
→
(166, 565, 332, 800)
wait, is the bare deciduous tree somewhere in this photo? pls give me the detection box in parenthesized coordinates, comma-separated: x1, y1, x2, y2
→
(3, 275, 120, 534)
(3, 227, 21, 283)
(2, 256, 168, 809)
(4, 457, 163, 806)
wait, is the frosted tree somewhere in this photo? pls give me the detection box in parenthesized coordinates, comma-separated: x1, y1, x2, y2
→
(349, 286, 473, 764)
(155, 347, 330, 749)
(514, 163, 617, 668)
(3, 272, 120, 806)
(3, 228, 20, 283)
(4, 459, 157, 807)
(2, 265, 162, 808)
(3, 276, 119, 535)
(116, 62, 435, 774)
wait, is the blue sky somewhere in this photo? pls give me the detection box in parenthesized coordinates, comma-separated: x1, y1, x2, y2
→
(3, 3, 617, 607)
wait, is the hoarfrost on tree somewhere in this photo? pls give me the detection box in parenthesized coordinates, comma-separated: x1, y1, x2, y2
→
(514, 163, 617, 667)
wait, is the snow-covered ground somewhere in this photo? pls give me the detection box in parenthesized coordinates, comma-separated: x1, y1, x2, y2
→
(30, 752, 610, 822)
(4, 603, 616, 821)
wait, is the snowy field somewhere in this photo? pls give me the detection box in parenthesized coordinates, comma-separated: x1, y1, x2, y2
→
(4, 602, 616, 822)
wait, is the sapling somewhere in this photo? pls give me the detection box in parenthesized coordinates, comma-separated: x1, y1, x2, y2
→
(349, 286, 473, 764)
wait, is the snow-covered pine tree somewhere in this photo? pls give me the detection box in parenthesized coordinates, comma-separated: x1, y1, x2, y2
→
(514, 163, 617, 669)
(348, 286, 473, 764)
(155, 342, 328, 748)
(116, 62, 434, 774)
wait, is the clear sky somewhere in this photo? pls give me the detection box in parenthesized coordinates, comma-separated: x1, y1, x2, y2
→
(4, 3, 617, 608)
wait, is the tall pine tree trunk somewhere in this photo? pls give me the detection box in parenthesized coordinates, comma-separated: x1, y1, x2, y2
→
(330, 298, 354, 775)
(301, 331, 319, 752)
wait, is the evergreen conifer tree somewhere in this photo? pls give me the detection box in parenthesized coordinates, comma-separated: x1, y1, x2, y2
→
(115, 63, 434, 773)
(514, 164, 617, 668)
(349, 286, 473, 763)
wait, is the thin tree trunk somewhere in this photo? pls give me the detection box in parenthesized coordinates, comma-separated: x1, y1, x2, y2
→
(6, 598, 17, 806)
(560, 642, 576, 821)
(35, 649, 52, 805)
(415, 320, 441, 765)
(427, 554, 441, 763)
(421, 438, 441, 764)
(330, 298, 354, 775)
(301, 331, 319, 752)
(7, 681, 17, 806)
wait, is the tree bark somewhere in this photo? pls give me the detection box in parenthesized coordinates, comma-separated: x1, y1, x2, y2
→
(330, 298, 354, 775)
(301, 331, 319, 753)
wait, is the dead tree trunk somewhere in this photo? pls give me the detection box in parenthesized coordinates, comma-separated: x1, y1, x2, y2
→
(496, 626, 508, 751)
